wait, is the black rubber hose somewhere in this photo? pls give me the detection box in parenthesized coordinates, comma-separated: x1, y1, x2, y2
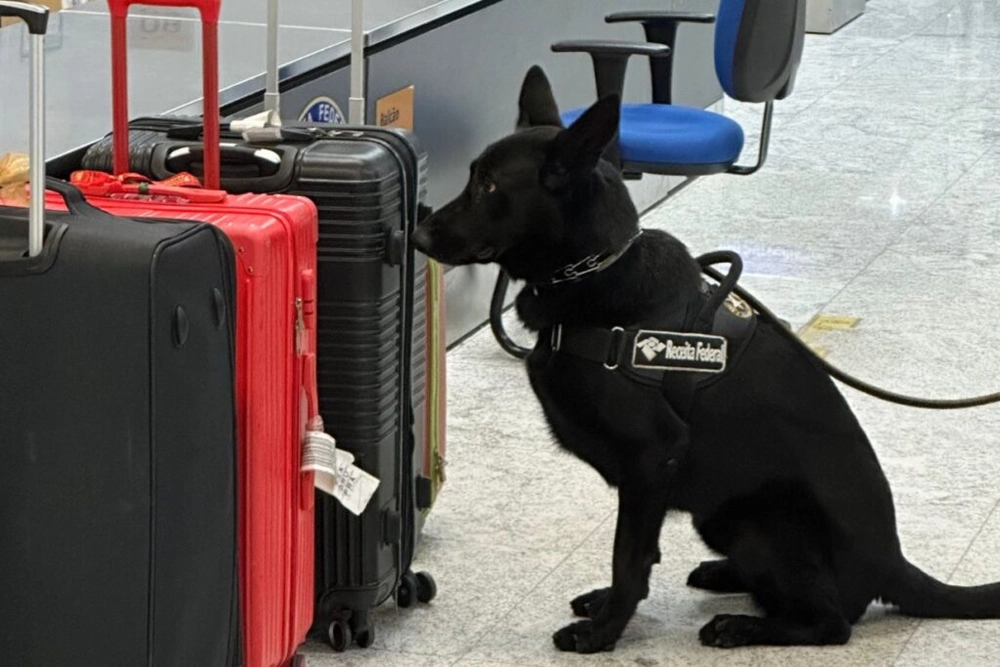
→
(490, 272, 531, 359)
(700, 266, 1000, 410)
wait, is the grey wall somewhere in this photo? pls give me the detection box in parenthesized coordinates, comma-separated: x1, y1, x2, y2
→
(362, 0, 723, 345)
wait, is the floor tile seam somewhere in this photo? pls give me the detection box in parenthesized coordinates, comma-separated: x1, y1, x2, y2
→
(797, 138, 996, 325)
(887, 117, 994, 667)
(890, 617, 926, 666)
(674, 12, 943, 196)
(775, 14, 923, 122)
(903, 0, 963, 36)
(451, 509, 617, 662)
(943, 495, 1000, 584)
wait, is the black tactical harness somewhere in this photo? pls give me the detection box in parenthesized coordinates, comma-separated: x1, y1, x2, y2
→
(541, 251, 758, 418)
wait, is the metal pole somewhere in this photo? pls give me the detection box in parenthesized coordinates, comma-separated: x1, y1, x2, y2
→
(29, 32, 45, 258)
(348, 0, 365, 125)
(264, 0, 280, 119)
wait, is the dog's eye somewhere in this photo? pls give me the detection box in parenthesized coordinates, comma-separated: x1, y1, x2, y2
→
(483, 180, 497, 194)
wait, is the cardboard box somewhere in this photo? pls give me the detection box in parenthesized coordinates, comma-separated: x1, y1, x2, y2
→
(2, 1, 78, 28)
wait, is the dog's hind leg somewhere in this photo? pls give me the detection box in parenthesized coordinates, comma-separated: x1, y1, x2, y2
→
(687, 559, 747, 593)
(554, 478, 670, 653)
(699, 524, 851, 648)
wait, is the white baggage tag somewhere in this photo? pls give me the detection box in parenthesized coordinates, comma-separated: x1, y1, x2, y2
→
(301, 429, 379, 516)
(301, 429, 339, 495)
(331, 450, 380, 516)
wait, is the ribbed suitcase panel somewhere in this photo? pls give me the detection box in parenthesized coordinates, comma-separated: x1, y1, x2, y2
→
(301, 139, 431, 614)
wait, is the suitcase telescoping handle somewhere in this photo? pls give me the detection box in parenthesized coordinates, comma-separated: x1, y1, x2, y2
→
(349, 0, 365, 124)
(262, 0, 365, 124)
(106, 0, 222, 189)
(0, 1, 49, 257)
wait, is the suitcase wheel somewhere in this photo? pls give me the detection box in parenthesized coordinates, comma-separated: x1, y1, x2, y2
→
(397, 570, 438, 609)
(396, 571, 418, 609)
(415, 571, 438, 604)
(355, 626, 375, 649)
(328, 618, 352, 652)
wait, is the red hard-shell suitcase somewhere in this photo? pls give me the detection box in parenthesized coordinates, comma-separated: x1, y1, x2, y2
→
(0, 5, 240, 665)
(75, 0, 446, 651)
(45, 2, 320, 665)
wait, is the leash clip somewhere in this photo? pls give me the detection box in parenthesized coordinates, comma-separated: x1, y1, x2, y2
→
(551, 324, 563, 352)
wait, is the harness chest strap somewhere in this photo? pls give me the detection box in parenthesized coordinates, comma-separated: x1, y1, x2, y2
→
(546, 283, 757, 384)
(548, 325, 731, 387)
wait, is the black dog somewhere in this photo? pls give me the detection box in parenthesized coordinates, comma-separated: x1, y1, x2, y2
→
(413, 66, 1000, 653)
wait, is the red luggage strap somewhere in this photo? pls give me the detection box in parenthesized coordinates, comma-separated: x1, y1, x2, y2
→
(69, 170, 228, 203)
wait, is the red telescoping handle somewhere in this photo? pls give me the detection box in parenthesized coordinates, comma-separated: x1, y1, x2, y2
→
(106, 0, 222, 189)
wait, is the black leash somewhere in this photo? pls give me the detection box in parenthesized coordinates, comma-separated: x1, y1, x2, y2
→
(698, 258, 1000, 410)
(489, 245, 1000, 409)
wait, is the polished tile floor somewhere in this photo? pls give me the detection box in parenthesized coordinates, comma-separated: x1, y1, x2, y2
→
(302, 0, 1000, 664)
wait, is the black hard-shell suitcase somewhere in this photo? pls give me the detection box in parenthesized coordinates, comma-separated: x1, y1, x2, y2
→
(0, 5, 240, 665)
(76, 0, 438, 651)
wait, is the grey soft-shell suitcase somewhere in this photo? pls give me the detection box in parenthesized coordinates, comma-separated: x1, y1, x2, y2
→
(0, 4, 240, 665)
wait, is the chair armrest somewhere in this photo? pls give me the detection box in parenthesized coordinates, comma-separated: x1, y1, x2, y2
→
(550, 40, 669, 108)
(550, 41, 670, 170)
(551, 40, 670, 100)
(551, 40, 672, 58)
(606, 11, 716, 25)
(605, 12, 717, 105)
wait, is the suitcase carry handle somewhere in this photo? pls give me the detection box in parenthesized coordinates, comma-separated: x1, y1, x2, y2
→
(43, 178, 108, 215)
(165, 145, 286, 179)
(0, 1, 49, 257)
(107, 0, 223, 189)
(0, 0, 48, 33)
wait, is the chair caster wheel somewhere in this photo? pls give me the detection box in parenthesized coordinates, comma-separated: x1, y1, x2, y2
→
(415, 571, 437, 603)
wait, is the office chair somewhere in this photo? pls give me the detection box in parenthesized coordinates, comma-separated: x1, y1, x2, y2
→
(490, 0, 807, 359)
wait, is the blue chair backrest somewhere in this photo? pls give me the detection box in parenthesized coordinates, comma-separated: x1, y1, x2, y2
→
(714, 0, 806, 103)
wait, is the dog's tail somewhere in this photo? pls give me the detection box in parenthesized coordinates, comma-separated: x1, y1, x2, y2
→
(881, 558, 1000, 618)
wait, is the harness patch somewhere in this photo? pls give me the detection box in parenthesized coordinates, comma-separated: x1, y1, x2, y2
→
(724, 292, 753, 319)
(632, 330, 728, 373)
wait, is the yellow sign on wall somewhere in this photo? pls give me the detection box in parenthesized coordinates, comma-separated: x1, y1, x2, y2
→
(375, 86, 415, 131)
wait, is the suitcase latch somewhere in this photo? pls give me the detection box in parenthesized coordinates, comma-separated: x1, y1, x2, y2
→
(295, 297, 306, 355)
(296, 269, 317, 356)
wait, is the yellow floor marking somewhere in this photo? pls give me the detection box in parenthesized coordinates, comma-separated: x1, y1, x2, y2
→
(797, 314, 860, 359)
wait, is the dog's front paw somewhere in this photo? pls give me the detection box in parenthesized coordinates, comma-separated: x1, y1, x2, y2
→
(570, 587, 611, 618)
(698, 614, 757, 648)
(552, 620, 618, 654)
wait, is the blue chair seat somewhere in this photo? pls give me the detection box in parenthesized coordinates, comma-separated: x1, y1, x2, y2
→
(561, 103, 745, 169)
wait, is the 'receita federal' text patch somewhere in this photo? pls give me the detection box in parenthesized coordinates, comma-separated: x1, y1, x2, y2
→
(632, 330, 728, 373)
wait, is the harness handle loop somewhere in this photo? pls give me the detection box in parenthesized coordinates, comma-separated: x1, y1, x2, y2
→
(693, 250, 744, 332)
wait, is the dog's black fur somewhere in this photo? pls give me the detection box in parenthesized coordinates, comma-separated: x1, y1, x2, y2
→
(413, 66, 1000, 653)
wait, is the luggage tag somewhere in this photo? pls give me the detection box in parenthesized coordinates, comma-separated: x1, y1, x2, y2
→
(301, 419, 380, 516)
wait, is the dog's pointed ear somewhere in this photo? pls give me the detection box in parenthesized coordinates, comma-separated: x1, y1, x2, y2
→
(516, 65, 564, 129)
(542, 94, 620, 188)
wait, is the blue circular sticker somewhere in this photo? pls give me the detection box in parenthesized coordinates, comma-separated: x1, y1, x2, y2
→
(299, 96, 346, 124)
